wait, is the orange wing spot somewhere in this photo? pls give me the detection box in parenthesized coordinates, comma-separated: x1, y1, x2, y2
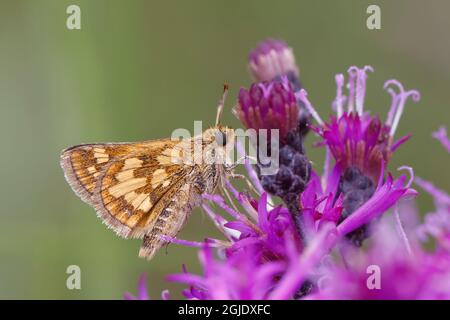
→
(101, 190, 114, 206)
(129, 192, 148, 209)
(137, 196, 152, 213)
(126, 211, 145, 228)
(106, 201, 120, 214)
(151, 169, 168, 188)
(116, 170, 134, 182)
(116, 211, 131, 224)
(123, 158, 143, 170)
(108, 178, 147, 198)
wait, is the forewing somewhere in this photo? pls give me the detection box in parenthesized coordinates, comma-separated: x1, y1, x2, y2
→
(60, 139, 192, 238)
(60, 140, 172, 204)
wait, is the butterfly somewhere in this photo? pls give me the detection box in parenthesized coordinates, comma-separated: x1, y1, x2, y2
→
(60, 86, 237, 260)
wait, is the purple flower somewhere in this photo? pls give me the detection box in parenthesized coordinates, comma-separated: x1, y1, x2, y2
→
(312, 220, 450, 300)
(234, 77, 311, 216)
(124, 273, 150, 300)
(415, 129, 450, 251)
(297, 65, 420, 245)
(158, 169, 335, 299)
(248, 39, 299, 85)
(157, 134, 417, 299)
(246, 39, 311, 137)
(336, 169, 417, 237)
(237, 40, 312, 215)
(313, 113, 389, 183)
(233, 78, 299, 142)
(167, 246, 285, 300)
(124, 273, 171, 300)
(302, 66, 420, 183)
(300, 171, 344, 235)
(162, 160, 416, 299)
(224, 193, 302, 262)
(122, 43, 450, 301)
(198, 187, 303, 267)
(167, 223, 336, 300)
(416, 178, 450, 251)
(298, 166, 417, 240)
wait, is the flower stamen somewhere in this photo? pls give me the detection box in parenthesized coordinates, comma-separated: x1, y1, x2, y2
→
(296, 89, 324, 126)
(384, 79, 420, 137)
(334, 74, 345, 118)
(397, 165, 415, 189)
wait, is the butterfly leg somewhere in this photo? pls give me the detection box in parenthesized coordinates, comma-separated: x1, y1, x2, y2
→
(220, 178, 240, 213)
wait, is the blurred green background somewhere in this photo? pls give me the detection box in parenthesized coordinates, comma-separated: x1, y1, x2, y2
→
(0, 0, 449, 299)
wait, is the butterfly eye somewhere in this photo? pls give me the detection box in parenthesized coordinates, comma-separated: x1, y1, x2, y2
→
(215, 131, 227, 147)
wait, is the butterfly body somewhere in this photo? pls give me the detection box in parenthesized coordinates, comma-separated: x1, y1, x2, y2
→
(60, 126, 235, 260)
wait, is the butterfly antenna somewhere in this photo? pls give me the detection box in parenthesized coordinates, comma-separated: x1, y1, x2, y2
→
(215, 83, 229, 126)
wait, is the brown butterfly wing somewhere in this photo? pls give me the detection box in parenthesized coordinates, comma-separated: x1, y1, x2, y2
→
(60, 139, 193, 238)
(60, 141, 170, 203)
(93, 152, 192, 238)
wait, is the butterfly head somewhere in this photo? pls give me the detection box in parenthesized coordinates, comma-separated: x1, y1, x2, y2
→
(202, 125, 235, 168)
(203, 125, 235, 149)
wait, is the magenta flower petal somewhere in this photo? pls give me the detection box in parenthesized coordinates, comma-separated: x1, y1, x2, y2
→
(124, 273, 150, 300)
(432, 127, 450, 153)
(248, 39, 299, 83)
(317, 220, 450, 299)
(337, 173, 417, 236)
(234, 78, 299, 141)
